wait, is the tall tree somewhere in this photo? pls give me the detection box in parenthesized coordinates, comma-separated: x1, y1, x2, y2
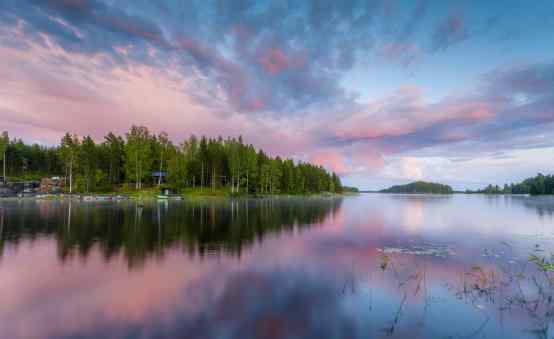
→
(0, 131, 8, 183)
(79, 136, 97, 193)
(244, 145, 258, 193)
(103, 132, 125, 185)
(156, 132, 170, 187)
(167, 143, 187, 190)
(59, 133, 80, 193)
(125, 126, 152, 189)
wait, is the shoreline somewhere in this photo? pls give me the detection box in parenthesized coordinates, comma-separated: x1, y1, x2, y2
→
(0, 191, 357, 202)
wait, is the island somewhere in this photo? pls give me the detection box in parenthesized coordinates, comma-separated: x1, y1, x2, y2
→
(380, 181, 453, 194)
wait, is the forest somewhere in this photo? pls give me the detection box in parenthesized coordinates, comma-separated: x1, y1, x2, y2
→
(0, 126, 343, 195)
(470, 173, 554, 195)
(380, 181, 454, 194)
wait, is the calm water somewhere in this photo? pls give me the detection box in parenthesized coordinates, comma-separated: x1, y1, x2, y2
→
(1, 194, 554, 339)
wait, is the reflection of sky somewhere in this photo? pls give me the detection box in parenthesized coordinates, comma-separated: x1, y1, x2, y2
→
(1, 195, 554, 338)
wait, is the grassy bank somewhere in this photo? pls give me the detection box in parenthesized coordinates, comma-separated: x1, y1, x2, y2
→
(0, 187, 355, 200)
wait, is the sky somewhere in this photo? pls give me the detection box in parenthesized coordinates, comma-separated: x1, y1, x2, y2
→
(0, 0, 553, 190)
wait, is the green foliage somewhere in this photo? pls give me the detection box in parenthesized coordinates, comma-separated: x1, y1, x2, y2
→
(79, 136, 97, 192)
(342, 186, 359, 193)
(103, 132, 125, 184)
(59, 133, 80, 193)
(380, 181, 453, 194)
(0, 131, 8, 181)
(472, 173, 554, 195)
(529, 254, 554, 272)
(125, 126, 153, 189)
(0, 131, 8, 155)
(1, 127, 344, 196)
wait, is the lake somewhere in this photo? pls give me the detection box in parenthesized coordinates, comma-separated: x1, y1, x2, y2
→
(1, 194, 554, 339)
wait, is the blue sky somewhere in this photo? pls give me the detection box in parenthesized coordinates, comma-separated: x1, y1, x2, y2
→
(0, 0, 553, 189)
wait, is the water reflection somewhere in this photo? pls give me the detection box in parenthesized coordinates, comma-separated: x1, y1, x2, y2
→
(0, 197, 342, 266)
(1, 194, 554, 339)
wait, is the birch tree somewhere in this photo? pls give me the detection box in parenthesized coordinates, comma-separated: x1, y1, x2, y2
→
(59, 133, 80, 193)
(157, 132, 170, 187)
(125, 126, 152, 189)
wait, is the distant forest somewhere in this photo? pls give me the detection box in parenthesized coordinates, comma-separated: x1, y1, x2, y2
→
(380, 181, 453, 194)
(0, 126, 343, 194)
(470, 173, 554, 195)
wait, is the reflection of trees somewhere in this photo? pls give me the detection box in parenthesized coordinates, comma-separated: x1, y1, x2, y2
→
(515, 196, 554, 219)
(0, 197, 342, 268)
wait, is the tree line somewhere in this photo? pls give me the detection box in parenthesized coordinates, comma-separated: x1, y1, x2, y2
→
(469, 173, 554, 195)
(380, 181, 453, 194)
(0, 126, 343, 194)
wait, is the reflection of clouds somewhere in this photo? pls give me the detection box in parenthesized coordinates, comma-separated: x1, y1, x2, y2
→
(2, 195, 554, 338)
(403, 199, 424, 233)
(174, 270, 355, 339)
(0, 239, 234, 339)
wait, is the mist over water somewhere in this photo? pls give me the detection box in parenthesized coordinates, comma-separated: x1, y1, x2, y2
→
(1, 194, 554, 339)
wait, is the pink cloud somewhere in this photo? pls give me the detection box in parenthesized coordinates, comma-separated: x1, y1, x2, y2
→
(331, 86, 496, 142)
(0, 34, 318, 160)
(351, 145, 385, 171)
(259, 48, 290, 74)
(258, 48, 306, 75)
(309, 150, 350, 175)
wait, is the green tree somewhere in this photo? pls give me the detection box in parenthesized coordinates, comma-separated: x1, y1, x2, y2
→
(79, 136, 98, 193)
(0, 131, 8, 183)
(59, 133, 80, 193)
(167, 143, 187, 191)
(125, 126, 152, 189)
(244, 145, 258, 193)
(156, 132, 170, 187)
(103, 132, 125, 185)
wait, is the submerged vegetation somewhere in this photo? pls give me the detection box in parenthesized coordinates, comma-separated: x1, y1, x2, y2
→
(0, 127, 344, 195)
(380, 181, 453, 194)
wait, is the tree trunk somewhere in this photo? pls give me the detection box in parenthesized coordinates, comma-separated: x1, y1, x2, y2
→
(135, 152, 139, 190)
(158, 149, 164, 187)
(236, 167, 240, 193)
(212, 167, 215, 192)
(69, 160, 73, 194)
(2, 151, 5, 183)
